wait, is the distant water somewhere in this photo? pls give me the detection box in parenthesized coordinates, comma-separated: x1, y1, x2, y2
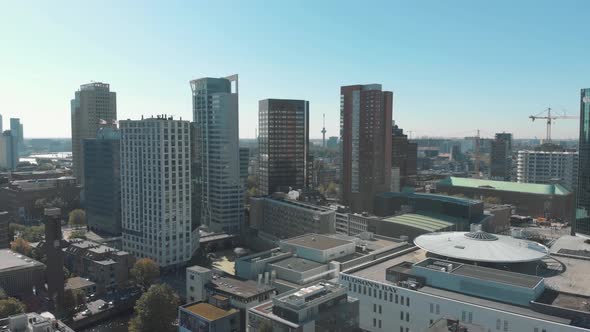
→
(78, 313, 132, 332)
(19, 152, 72, 164)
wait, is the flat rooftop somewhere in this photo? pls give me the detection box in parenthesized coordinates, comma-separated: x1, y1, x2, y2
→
(270, 256, 324, 272)
(438, 177, 570, 196)
(209, 275, 274, 299)
(383, 213, 455, 232)
(451, 264, 542, 289)
(65, 277, 96, 290)
(182, 302, 237, 321)
(348, 247, 427, 283)
(282, 233, 351, 251)
(421, 286, 570, 325)
(0, 249, 44, 273)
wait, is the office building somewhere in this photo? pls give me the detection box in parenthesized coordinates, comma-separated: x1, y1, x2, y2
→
(577, 88, 590, 236)
(0, 176, 80, 225)
(64, 240, 134, 294)
(236, 233, 408, 294)
(83, 127, 121, 235)
(70, 82, 117, 184)
(0, 211, 8, 249)
(0, 130, 18, 170)
(339, 231, 590, 332)
(186, 266, 276, 331)
(517, 149, 578, 191)
(191, 75, 243, 233)
(120, 117, 193, 268)
(490, 133, 512, 180)
(179, 297, 241, 332)
(249, 196, 335, 240)
(438, 177, 575, 223)
(248, 281, 360, 332)
(239, 146, 249, 186)
(258, 99, 309, 195)
(327, 136, 339, 149)
(9, 118, 22, 156)
(391, 123, 417, 191)
(0, 249, 45, 297)
(340, 84, 392, 213)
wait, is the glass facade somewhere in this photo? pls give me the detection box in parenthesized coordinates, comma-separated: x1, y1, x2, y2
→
(577, 88, 590, 236)
(258, 99, 309, 196)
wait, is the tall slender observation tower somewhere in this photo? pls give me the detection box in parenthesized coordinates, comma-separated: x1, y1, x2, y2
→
(322, 114, 327, 148)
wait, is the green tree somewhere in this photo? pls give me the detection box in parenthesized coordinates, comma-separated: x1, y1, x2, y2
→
(37, 163, 55, 171)
(69, 230, 87, 240)
(325, 182, 338, 196)
(0, 287, 6, 300)
(10, 238, 32, 257)
(483, 196, 502, 205)
(68, 209, 86, 228)
(128, 284, 179, 332)
(259, 320, 273, 332)
(61, 288, 85, 317)
(0, 297, 26, 319)
(130, 258, 160, 291)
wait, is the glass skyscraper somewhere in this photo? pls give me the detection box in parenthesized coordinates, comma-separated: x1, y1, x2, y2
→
(577, 88, 590, 236)
(190, 75, 243, 234)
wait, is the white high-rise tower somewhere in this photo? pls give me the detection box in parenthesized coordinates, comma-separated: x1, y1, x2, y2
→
(120, 116, 194, 268)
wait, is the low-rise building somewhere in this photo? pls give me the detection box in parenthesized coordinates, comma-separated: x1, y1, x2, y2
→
(0, 312, 75, 332)
(63, 240, 134, 294)
(248, 281, 360, 332)
(249, 197, 335, 240)
(186, 266, 276, 331)
(65, 276, 97, 297)
(437, 177, 575, 223)
(179, 296, 241, 332)
(236, 233, 410, 293)
(0, 249, 45, 297)
(339, 231, 590, 332)
(0, 177, 80, 225)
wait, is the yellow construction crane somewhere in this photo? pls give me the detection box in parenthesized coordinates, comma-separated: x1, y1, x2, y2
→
(529, 107, 577, 142)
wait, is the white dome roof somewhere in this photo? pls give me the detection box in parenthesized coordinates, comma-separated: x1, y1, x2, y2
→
(414, 231, 549, 263)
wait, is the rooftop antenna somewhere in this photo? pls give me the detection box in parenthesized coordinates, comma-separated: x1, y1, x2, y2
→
(321, 114, 327, 147)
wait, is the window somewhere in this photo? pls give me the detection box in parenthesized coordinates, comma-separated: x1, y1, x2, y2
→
(395, 294, 399, 303)
(400, 327, 403, 332)
(389, 292, 393, 302)
(353, 284, 357, 293)
(468, 312, 473, 323)
(373, 303, 377, 313)
(378, 320, 382, 328)
(496, 319, 501, 330)
(503, 321, 508, 332)
(436, 304, 440, 315)
(430, 303, 434, 313)
(373, 318, 376, 327)
(400, 311, 404, 320)
(406, 297, 410, 306)
(461, 311, 466, 322)
(406, 312, 409, 322)
(379, 305, 382, 314)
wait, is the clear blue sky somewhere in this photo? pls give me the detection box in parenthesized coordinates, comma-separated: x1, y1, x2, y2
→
(1, 1, 588, 139)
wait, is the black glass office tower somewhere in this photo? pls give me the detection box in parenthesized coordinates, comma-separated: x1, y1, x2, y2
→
(258, 99, 309, 196)
(83, 128, 121, 236)
(577, 88, 590, 236)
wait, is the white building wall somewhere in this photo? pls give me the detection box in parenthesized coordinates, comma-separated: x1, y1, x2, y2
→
(517, 150, 579, 191)
(339, 273, 587, 332)
(120, 119, 192, 268)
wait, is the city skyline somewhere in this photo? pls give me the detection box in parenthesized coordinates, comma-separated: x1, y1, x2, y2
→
(2, 1, 589, 140)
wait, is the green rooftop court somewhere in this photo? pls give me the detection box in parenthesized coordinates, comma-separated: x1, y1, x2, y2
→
(382, 213, 460, 233)
(438, 177, 571, 196)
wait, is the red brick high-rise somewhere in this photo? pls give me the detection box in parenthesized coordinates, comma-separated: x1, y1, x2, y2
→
(340, 84, 392, 213)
